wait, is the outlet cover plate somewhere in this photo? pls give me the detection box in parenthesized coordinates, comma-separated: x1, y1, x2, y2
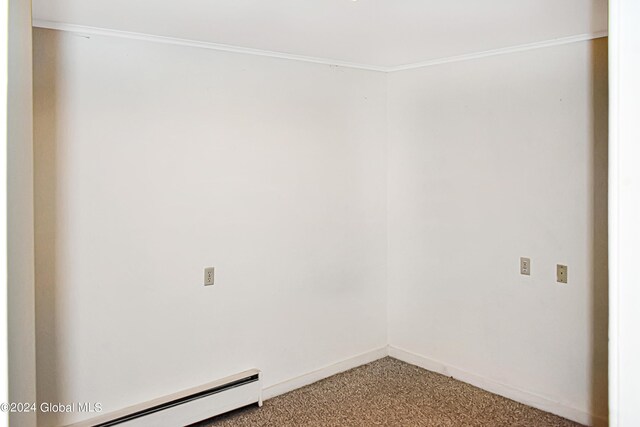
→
(557, 264, 568, 284)
(520, 257, 531, 275)
(204, 267, 215, 286)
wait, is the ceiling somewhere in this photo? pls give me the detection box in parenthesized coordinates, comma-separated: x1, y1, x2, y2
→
(32, 0, 608, 69)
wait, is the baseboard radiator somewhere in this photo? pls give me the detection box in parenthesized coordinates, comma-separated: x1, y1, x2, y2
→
(66, 369, 262, 427)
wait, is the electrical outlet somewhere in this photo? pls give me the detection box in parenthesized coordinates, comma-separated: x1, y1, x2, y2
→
(204, 267, 215, 286)
(557, 264, 568, 284)
(520, 257, 531, 275)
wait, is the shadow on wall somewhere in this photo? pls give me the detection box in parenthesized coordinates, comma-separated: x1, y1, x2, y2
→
(33, 29, 63, 427)
(589, 38, 609, 422)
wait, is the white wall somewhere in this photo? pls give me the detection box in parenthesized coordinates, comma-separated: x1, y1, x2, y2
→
(609, 0, 640, 425)
(33, 26, 610, 427)
(387, 40, 608, 425)
(7, 0, 37, 426)
(33, 29, 388, 426)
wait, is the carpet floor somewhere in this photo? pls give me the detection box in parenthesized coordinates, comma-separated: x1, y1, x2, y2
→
(193, 357, 583, 427)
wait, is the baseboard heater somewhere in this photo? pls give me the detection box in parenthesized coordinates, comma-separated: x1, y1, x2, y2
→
(66, 369, 262, 427)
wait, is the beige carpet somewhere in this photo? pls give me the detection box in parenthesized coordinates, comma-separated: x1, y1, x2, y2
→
(193, 357, 582, 427)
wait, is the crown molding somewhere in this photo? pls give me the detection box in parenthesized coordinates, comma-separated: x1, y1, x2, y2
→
(32, 20, 607, 73)
(31, 20, 388, 72)
(386, 31, 609, 72)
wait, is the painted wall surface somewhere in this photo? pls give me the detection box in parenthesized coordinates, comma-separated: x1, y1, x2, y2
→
(32, 26, 610, 427)
(387, 40, 608, 424)
(7, 0, 37, 426)
(609, 0, 640, 425)
(33, 29, 388, 426)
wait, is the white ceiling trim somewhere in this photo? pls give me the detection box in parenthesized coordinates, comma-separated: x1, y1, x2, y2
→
(32, 19, 607, 73)
(387, 31, 608, 72)
(32, 20, 388, 72)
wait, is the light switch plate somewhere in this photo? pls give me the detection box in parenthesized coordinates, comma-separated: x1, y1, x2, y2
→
(520, 257, 531, 275)
(557, 264, 568, 284)
(204, 267, 215, 286)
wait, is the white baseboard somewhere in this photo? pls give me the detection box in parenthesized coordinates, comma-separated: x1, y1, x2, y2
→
(388, 346, 607, 427)
(262, 347, 388, 400)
